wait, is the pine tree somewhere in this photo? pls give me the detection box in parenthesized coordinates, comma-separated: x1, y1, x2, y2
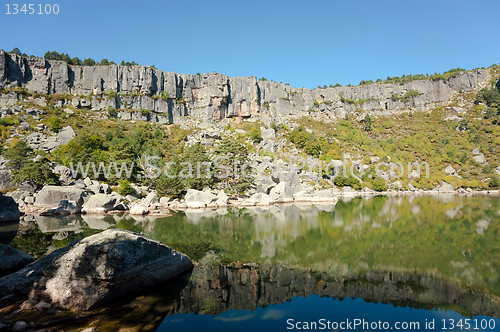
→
(364, 115, 372, 132)
(3, 140, 33, 171)
(155, 156, 185, 198)
(214, 139, 254, 195)
(181, 143, 218, 190)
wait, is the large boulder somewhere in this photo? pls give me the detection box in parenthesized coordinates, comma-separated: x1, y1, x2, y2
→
(0, 192, 20, 222)
(184, 189, 216, 209)
(53, 165, 74, 184)
(82, 194, 117, 214)
(143, 192, 159, 205)
(435, 181, 455, 193)
(312, 190, 338, 203)
(247, 193, 272, 206)
(0, 229, 193, 310)
(215, 190, 229, 207)
(0, 244, 34, 277)
(261, 128, 276, 140)
(130, 204, 149, 215)
(35, 186, 85, 208)
(57, 126, 76, 145)
(254, 175, 276, 194)
(269, 182, 293, 203)
(293, 190, 313, 202)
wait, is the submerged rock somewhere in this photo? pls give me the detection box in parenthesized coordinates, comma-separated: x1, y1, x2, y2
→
(0, 229, 193, 310)
(0, 244, 34, 277)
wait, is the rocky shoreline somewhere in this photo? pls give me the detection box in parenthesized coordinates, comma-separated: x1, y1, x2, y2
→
(13, 186, 500, 217)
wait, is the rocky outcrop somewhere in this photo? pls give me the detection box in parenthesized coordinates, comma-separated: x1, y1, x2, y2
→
(0, 192, 20, 222)
(0, 244, 34, 277)
(0, 50, 491, 123)
(0, 229, 193, 310)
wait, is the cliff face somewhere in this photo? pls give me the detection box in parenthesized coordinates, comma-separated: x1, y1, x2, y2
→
(0, 50, 491, 123)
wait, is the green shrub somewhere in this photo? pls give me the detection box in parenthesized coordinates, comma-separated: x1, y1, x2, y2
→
(371, 177, 387, 191)
(108, 106, 117, 118)
(0, 116, 19, 126)
(118, 179, 134, 196)
(334, 175, 360, 188)
(489, 175, 500, 189)
(482, 164, 492, 174)
(105, 90, 117, 98)
(161, 90, 170, 100)
(140, 109, 149, 116)
(248, 124, 262, 143)
(47, 116, 61, 133)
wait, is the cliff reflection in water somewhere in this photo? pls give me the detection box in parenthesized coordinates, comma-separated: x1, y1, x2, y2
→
(162, 263, 500, 319)
(8, 194, 500, 318)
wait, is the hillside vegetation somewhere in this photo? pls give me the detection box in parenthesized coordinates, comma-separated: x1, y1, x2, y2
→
(1, 59, 499, 196)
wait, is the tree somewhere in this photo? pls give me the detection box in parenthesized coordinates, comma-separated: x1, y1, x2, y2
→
(44, 51, 61, 60)
(70, 57, 82, 65)
(10, 47, 21, 56)
(100, 58, 109, 66)
(364, 115, 372, 132)
(12, 156, 59, 190)
(83, 58, 96, 66)
(3, 140, 33, 171)
(214, 139, 254, 195)
(155, 156, 184, 198)
(181, 143, 218, 191)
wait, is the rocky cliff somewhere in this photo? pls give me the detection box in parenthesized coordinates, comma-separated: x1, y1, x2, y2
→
(0, 49, 492, 124)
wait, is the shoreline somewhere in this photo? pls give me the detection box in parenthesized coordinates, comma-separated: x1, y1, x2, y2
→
(16, 189, 500, 217)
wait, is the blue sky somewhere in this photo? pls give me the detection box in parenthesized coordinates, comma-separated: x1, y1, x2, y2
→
(2, 0, 499, 89)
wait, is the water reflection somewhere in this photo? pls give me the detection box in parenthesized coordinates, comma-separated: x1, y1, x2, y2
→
(4, 194, 500, 322)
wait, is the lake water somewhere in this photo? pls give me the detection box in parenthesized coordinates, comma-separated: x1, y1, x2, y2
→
(2, 194, 500, 331)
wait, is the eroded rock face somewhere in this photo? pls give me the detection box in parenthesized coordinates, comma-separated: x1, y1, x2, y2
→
(0, 192, 20, 222)
(0, 229, 193, 310)
(0, 50, 492, 124)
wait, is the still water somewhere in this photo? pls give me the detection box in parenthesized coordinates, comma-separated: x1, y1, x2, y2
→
(2, 194, 500, 331)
